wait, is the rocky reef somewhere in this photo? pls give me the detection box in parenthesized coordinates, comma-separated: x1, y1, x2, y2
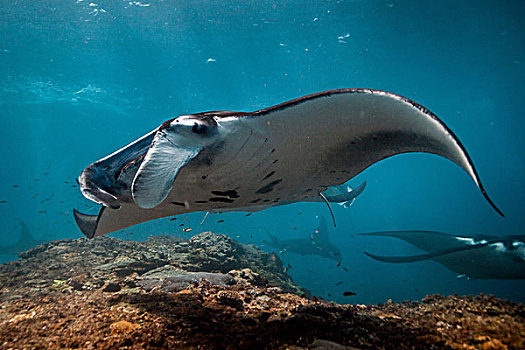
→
(0, 232, 523, 349)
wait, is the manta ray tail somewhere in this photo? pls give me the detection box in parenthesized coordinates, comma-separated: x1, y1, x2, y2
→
(319, 192, 336, 227)
(363, 243, 489, 263)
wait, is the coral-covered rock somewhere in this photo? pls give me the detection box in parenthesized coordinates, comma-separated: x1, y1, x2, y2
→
(0, 233, 523, 349)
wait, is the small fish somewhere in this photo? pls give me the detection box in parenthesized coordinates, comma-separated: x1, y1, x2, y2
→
(12, 185, 19, 188)
(342, 267, 349, 272)
(182, 227, 192, 232)
(342, 291, 356, 297)
(335, 281, 343, 286)
(217, 220, 224, 223)
(38, 210, 47, 214)
(245, 213, 252, 217)
(179, 223, 184, 227)
(0, 200, 7, 204)
(336, 261, 341, 267)
(169, 217, 177, 222)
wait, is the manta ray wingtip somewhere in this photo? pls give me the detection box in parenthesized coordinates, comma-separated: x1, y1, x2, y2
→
(480, 187, 504, 217)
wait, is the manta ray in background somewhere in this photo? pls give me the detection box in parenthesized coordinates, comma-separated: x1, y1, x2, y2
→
(73, 89, 503, 238)
(0, 222, 46, 256)
(267, 216, 342, 263)
(360, 231, 525, 279)
(321, 181, 366, 209)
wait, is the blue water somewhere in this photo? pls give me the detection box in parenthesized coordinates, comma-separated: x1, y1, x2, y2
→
(1, 0, 524, 305)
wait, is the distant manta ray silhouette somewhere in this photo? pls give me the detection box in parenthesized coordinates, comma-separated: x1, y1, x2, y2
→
(266, 215, 342, 263)
(321, 181, 366, 209)
(360, 231, 525, 279)
(0, 222, 46, 256)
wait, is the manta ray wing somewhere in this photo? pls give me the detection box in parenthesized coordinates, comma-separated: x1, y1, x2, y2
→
(363, 243, 490, 263)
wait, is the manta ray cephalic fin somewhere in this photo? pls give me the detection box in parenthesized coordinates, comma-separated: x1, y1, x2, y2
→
(132, 130, 201, 209)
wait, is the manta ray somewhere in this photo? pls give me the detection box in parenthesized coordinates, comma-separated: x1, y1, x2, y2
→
(73, 89, 503, 238)
(321, 181, 366, 209)
(267, 216, 342, 262)
(361, 231, 525, 279)
(0, 222, 46, 256)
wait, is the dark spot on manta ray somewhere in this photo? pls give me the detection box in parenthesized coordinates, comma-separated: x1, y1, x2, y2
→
(262, 199, 271, 203)
(209, 197, 234, 203)
(195, 200, 208, 204)
(262, 171, 276, 181)
(171, 201, 186, 207)
(250, 198, 261, 203)
(255, 179, 283, 194)
(211, 190, 239, 198)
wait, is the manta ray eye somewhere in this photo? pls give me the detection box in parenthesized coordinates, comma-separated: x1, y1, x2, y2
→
(192, 122, 208, 134)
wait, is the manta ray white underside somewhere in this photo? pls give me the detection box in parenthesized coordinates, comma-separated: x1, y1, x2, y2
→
(73, 89, 503, 238)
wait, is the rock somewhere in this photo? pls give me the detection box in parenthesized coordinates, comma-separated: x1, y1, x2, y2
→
(216, 291, 244, 310)
(1, 232, 521, 349)
(137, 266, 235, 293)
(102, 283, 121, 293)
(110, 320, 140, 335)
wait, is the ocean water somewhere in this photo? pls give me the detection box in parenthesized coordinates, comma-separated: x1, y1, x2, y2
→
(1, 0, 524, 305)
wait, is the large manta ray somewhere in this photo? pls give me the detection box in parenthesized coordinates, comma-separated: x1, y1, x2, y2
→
(73, 89, 503, 238)
(360, 231, 525, 279)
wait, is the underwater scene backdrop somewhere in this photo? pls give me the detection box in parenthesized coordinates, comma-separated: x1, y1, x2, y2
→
(1, 0, 524, 305)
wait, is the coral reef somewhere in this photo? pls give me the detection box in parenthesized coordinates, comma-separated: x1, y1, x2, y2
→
(0, 232, 523, 349)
